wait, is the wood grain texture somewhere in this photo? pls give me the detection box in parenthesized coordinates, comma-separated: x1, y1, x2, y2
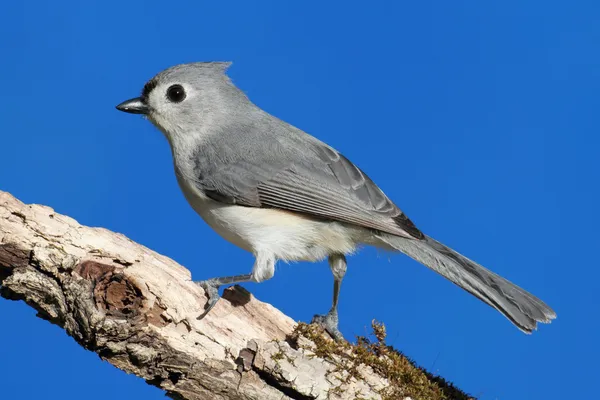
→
(0, 191, 391, 400)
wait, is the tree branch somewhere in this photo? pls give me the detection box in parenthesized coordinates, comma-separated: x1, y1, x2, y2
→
(0, 190, 394, 400)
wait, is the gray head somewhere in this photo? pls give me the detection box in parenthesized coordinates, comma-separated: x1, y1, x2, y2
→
(116, 62, 249, 141)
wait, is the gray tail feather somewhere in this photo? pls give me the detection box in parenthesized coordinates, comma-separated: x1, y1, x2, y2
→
(376, 234, 556, 333)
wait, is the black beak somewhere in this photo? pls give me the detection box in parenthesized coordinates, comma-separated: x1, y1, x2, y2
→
(115, 97, 150, 114)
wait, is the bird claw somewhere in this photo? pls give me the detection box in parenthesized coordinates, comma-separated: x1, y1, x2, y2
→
(196, 279, 221, 320)
(312, 310, 345, 341)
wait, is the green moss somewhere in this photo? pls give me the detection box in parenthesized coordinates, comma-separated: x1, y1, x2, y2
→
(271, 345, 297, 367)
(288, 320, 475, 400)
(271, 349, 285, 362)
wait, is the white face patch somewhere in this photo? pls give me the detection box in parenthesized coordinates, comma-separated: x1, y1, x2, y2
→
(148, 82, 192, 117)
(146, 82, 196, 139)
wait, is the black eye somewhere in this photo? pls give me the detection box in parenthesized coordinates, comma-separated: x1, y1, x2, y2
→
(166, 84, 186, 103)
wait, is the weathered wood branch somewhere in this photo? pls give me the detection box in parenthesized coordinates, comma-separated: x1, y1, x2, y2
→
(0, 191, 394, 400)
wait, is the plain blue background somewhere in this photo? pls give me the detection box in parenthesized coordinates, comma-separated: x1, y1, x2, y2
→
(1, 1, 597, 399)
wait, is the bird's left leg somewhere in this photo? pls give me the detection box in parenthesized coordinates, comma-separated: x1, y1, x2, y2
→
(312, 254, 347, 341)
(196, 252, 275, 319)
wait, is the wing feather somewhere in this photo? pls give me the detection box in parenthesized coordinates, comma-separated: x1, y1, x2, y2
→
(192, 129, 423, 239)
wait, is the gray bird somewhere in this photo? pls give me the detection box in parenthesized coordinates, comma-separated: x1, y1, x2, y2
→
(116, 62, 556, 339)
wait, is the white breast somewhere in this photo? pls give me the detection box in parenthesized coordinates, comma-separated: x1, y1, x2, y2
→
(176, 172, 365, 261)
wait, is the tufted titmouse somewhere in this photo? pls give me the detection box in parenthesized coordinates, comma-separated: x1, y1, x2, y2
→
(116, 62, 555, 339)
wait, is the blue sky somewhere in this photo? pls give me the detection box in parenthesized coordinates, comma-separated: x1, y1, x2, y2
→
(1, 1, 598, 399)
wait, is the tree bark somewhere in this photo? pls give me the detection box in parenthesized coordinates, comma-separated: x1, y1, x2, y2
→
(0, 191, 392, 400)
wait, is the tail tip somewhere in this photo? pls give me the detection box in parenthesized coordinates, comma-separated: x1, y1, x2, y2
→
(520, 310, 557, 334)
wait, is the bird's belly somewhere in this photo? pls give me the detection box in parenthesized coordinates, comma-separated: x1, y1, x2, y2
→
(198, 203, 360, 261)
(176, 173, 363, 260)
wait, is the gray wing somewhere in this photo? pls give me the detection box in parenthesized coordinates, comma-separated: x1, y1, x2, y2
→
(192, 131, 423, 239)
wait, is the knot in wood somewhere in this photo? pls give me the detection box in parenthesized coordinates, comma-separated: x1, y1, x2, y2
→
(75, 260, 145, 317)
(95, 273, 144, 316)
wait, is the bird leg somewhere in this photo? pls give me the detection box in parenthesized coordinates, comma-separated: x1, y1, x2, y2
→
(195, 274, 253, 319)
(312, 254, 347, 340)
(196, 253, 275, 319)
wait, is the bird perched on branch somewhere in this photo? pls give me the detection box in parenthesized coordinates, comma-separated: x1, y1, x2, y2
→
(116, 62, 556, 340)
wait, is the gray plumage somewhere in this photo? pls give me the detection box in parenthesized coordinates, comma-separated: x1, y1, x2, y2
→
(377, 234, 554, 332)
(190, 111, 423, 239)
(116, 61, 556, 337)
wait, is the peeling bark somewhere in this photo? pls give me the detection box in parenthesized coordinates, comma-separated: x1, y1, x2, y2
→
(0, 191, 390, 400)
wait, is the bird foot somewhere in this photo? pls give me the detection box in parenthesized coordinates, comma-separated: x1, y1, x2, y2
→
(312, 310, 345, 341)
(196, 279, 221, 319)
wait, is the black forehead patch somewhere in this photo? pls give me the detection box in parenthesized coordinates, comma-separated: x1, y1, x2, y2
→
(141, 78, 158, 100)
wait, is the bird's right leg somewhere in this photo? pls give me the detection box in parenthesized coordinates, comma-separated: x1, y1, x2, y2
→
(195, 252, 275, 319)
(312, 254, 347, 341)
